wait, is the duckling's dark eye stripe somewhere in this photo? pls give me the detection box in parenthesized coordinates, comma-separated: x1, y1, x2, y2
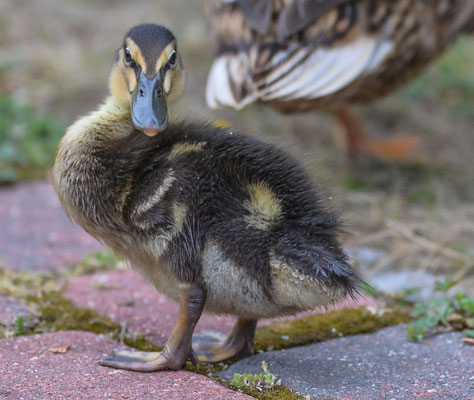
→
(133, 63, 140, 79)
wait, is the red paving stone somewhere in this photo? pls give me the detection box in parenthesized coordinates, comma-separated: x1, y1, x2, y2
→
(0, 181, 103, 272)
(65, 269, 236, 346)
(0, 331, 252, 400)
(65, 270, 375, 346)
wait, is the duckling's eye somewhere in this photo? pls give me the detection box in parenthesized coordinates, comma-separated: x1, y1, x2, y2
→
(169, 50, 177, 67)
(124, 48, 135, 67)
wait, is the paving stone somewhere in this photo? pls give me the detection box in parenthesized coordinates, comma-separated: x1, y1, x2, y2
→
(65, 269, 375, 347)
(371, 269, 474, 300)
(0, 331, 252, 400)
(220, 325, 474, 400)
(0, 181, 103, 272)
(65, 269, 236, 346)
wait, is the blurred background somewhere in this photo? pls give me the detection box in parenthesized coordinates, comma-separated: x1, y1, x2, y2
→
(0, 0, 473, 294)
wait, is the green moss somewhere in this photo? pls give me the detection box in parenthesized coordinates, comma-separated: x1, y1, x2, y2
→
(27, 290, 162, 352)
(229, 384, 306, 400)
(254, 307, 411, 352)
(0, 268, 59, 299)
(65, 249, 122, 278)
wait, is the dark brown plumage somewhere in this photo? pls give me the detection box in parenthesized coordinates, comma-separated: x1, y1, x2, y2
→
(53, 24, 359, 372)
(206, 0, 474, 159)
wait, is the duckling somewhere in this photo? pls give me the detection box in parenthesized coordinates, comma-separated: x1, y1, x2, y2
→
(205, 0, 474, 160)
(53, 23, 359, 372)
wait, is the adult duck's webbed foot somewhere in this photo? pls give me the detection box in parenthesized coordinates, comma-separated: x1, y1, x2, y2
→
(193, 318, 257, 363)
(333, 107, 421, 162)
(99, 286, 206, 372)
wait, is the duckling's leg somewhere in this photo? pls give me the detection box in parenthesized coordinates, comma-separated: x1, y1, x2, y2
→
(333, 107, 420, 161)
(193, 318, 257, 363)
(99, 286, 206, 371)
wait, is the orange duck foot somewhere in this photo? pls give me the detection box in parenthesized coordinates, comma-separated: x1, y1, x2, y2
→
(333, 108, 421, 162)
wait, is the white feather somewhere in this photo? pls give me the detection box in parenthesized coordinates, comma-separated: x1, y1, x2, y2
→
(260, 47, 340, 100)
(206, 35, 394, 109)
(256, 47, 307, 87)
(299, 36, 378, 98)
(261, 35, 394, 101)
(206, 56, 257, 110)
(365, 39, 393, 72)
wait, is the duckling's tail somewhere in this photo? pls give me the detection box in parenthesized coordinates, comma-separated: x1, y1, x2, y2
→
(272, 227, 361, 301)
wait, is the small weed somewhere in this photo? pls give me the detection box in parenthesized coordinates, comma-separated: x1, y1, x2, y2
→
(13, 315, 24, 336)
(407, 277, 474, 341)
(463, 329, 474, 338)
(228, 361, 306, 399)
(230, 361, 280, 391)
(69, 249, 122, 277)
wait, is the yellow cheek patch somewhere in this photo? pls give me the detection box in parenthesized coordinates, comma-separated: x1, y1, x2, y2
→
(244, 182, 282, 230)
(163, 71, 172, 95)
(125, 68, 137, 93)
(166, 70, 186, 103)
(109, 61, 130, 103)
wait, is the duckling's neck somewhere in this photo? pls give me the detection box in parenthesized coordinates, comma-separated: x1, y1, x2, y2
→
(53, 96, 135, 236)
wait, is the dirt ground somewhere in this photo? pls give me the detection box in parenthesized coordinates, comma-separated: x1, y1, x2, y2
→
(1, 0, 473, 284)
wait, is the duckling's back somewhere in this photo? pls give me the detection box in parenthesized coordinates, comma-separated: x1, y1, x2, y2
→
(109, 123, 359, 318)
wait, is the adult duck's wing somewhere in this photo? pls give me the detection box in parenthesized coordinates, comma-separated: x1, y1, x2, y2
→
(206, 0, 395, 109)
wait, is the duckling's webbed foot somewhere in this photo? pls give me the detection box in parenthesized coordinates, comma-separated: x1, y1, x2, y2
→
(99, 286, 206, 372)
(193, 318, 257, 363)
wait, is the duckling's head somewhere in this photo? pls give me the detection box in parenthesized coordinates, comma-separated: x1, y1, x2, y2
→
(109, 24, 185, 136)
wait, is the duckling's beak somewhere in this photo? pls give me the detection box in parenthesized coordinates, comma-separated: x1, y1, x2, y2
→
(131, 70, 168, 136)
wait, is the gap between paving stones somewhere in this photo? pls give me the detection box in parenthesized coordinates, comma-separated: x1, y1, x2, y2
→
(0, 263, 412, 400)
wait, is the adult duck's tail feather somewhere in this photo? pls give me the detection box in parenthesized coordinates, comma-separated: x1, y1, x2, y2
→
(206, 55, 257, 110)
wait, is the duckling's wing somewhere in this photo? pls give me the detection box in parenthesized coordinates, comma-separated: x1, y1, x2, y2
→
(206, 0, 394, 109)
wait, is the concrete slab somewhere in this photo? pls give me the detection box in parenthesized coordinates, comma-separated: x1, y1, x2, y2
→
(220, 325, 473, 400)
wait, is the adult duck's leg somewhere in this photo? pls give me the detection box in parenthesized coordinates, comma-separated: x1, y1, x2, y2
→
(193, 318, 257, 363)
(333, 107, 420, 161)
(99, 286, 206, 372)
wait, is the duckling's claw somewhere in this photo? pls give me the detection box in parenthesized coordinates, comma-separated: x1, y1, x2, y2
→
(99, 350, 166, 371)
(193, 318, 257, 363)
(98, 347, 197, 371)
